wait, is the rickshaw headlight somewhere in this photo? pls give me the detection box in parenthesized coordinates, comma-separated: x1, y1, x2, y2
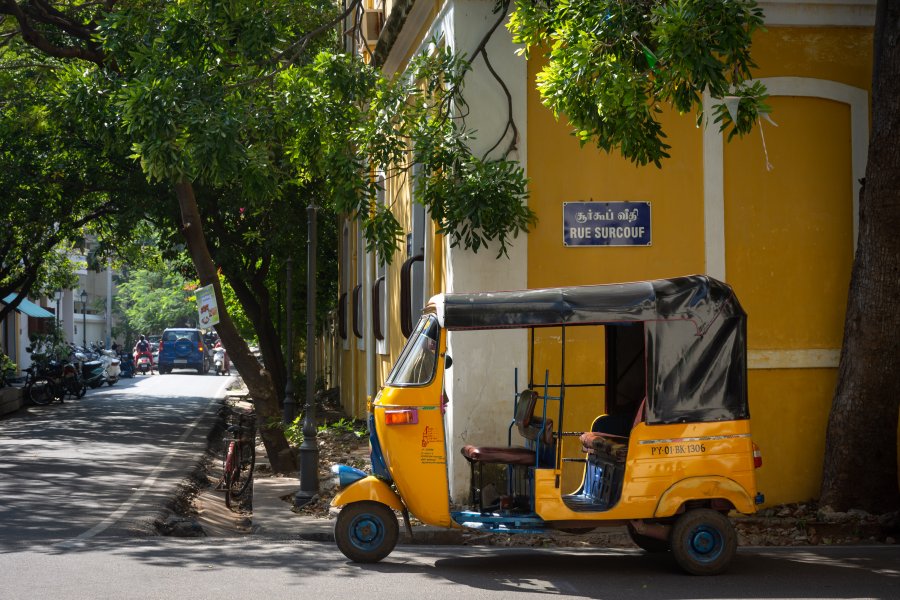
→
(331, 464, 367, 488)
(384, 408, 418, 425)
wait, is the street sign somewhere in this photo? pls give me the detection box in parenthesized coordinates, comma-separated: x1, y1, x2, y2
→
(563, 201, 652, 247)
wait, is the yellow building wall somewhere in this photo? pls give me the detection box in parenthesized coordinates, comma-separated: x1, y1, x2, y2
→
(525, 26, 873, 506)
(339, 155, 446, 419)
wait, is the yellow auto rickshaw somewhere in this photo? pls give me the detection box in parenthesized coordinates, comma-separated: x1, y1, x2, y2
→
(331, 275, 763, 575)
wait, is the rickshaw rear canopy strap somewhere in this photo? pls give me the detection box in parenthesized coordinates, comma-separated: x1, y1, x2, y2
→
(431, 275, 749, 425)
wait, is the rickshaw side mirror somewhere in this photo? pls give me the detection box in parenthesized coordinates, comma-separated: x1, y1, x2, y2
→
(444, 354, 453, 369)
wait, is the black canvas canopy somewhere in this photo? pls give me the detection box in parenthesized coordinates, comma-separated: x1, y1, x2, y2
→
(433, 275, 749, 424)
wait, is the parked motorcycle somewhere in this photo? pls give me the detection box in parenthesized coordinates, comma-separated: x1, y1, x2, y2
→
(59, 358, 86, 399)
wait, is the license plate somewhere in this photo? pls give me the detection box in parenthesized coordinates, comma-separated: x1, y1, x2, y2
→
(175, 359, 187, 364)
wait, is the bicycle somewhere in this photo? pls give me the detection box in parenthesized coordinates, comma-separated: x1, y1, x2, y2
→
(23, 363, 65, 406)
(222, 413, 256, 510)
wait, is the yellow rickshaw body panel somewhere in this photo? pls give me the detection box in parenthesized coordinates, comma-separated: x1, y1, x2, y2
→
(535, 419, 758, 522)
(371, 334, 453, 528)
(330, 476, 405, 512)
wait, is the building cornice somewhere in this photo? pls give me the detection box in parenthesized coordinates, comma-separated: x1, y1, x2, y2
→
(759, 0, 875, 26)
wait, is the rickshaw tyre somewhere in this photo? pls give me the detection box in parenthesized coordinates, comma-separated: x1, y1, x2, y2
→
(335, 501, 399, 563)
(670, 509, 736, 576)
(627, 523, 670, 553)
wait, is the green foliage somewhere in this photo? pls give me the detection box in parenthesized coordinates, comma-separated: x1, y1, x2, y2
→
(508, 0, 769, 167)
(27, 326, 71, 363)
(115, 267, 198, 335)
(217, 272, 255, 343)
(282, 414, 366, 447)
(283, 414, 305, 447)
(353, 44, 537, 261)
(0, 43, 167, 309)
(0, 350, 16, 381)
(317, 417, 366, 437)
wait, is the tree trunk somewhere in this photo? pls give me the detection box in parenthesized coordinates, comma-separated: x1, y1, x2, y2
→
(225, 266, 288, 401)
(174, 181, 297, 475)
(820, 0, 900, 513)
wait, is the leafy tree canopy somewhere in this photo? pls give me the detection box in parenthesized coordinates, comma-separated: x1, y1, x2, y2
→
(115, 267, 198, 336)
(508, 0, 769, 166)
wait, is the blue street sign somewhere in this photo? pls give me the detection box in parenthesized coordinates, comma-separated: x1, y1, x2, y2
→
(563, 201, 652, 247)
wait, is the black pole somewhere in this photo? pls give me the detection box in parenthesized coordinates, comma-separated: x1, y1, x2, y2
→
(81, 292, 87, 348)
(295, 203, 319, 507)
(282, 257, 295, 424)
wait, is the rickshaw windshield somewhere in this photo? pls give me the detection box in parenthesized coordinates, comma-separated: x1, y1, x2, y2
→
(386, 315, 440, 387)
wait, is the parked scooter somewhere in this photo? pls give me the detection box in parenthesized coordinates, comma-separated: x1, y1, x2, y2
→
(73, 347, 106, 389)
(213, 345, 229, 375)
(93, 344, 121, 386)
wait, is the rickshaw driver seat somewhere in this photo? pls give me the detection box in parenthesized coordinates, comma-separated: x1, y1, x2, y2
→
(460, 390, 555, 512)
(460, 390, 554, 466)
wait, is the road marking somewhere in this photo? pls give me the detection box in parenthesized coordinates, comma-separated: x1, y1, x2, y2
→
(56, 390, 225, 549)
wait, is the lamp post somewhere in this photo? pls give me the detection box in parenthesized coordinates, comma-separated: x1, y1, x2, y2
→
(54, 290, 62, 330)
(295, 203, 319, 508)
(282, 256, 295, 424)
(80, 290, 87, 348)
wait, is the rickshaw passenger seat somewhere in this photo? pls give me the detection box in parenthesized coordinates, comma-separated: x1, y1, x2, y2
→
(580, 398, 647, 463)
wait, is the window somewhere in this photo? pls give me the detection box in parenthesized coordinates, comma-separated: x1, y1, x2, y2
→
(373, 172, 389, 354)
(386, 315, 439, 386)
(400, 254, 424, 337)
(352, 284, 363, 339)
(356, 221, 365, 349)
(341, 222, 351, 349)
(338, 292, 348, 340)
(400, 164, 427, 338)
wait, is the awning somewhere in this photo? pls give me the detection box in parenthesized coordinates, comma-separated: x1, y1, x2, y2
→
(2, 294, 55, 318)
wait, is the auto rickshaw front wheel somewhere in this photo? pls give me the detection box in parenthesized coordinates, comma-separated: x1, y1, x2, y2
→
(334, 501, 399, 563)
(670, 508, 737, 575)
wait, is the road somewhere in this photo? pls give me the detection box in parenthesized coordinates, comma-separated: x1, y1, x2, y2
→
(0, 539, 898, 599)
(0, 372, 227, 544)
(1, 374, 899, 599)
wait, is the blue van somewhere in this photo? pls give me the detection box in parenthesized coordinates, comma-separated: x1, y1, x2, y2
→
(158, 328, 210, 374)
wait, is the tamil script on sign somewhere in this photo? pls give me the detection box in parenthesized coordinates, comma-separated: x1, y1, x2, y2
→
(563, 201, 651, 247)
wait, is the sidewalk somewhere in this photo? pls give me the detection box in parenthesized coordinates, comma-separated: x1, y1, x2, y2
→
(248, 466, 474, 546)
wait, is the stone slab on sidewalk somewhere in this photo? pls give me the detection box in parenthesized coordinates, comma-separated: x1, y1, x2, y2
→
(251, 477, 334, 540)
(0, 386, 23, 417)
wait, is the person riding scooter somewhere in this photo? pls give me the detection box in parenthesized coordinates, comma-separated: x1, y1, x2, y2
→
(133, 334, 154, 375)
(213, 339, 230, 375)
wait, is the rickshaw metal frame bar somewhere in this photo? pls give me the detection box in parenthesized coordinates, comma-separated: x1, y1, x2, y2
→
(557, 326, 566, 475)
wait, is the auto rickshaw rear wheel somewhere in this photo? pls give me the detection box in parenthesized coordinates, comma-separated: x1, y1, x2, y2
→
(627, 522, 670, 553)
(335, 501, 399, 563)
(670, 508, 736, 575)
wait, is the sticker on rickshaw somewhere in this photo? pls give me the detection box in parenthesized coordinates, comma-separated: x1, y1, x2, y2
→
(420, 425, 446, 464)
(421, 425, 441, 448)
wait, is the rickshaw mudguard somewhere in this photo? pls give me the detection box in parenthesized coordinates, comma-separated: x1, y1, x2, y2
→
(330, 476, 405, 512)
(654, 476, 756, 517)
